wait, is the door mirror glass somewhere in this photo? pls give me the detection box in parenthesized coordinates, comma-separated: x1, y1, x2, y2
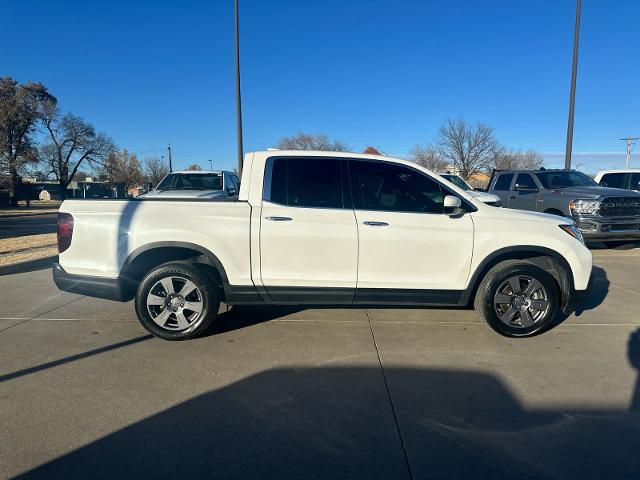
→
(443, 195, 462, 215)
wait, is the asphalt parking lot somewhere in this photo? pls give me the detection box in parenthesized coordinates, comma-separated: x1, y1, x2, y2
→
(1, 247, 640, 479)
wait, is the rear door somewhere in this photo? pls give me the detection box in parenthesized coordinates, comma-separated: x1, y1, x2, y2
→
(509, 173, 540, 211)
(259, 156, 358, 303)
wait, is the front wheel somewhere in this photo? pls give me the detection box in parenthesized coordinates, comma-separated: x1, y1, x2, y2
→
(474, 260, 559, 337)
(135, 262, 219, 340)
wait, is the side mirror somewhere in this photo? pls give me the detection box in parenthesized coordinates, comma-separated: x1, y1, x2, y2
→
(515, 184, 538, 193)
(443, 195, 462, 215)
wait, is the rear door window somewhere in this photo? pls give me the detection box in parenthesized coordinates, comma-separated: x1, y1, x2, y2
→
(266, 157, 344, 209)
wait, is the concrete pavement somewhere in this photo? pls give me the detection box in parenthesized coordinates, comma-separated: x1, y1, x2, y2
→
(1, 248, 639, 479)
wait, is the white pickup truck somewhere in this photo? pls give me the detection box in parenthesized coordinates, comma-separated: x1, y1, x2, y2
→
(54, 150, 593, 340)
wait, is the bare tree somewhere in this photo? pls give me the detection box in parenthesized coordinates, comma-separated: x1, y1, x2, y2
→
(489, 149, 544, 171)
(411, 144, 449, 172)
(40, 109, 114, 199)
(185, 163, 202, 171)
(438, 118, 500, 180)
(276, 132, 349, 151)
(0, 77, 56, 206)
(99, 149, 144, 192)
(144, 157, 170, 186)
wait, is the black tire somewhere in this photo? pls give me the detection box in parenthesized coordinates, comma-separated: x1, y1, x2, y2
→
(134, 262, 220, 340)
(474, 260, 560, 338)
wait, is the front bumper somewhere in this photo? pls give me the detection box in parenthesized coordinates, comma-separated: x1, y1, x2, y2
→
(575, 216, 640, 242)
(53, 263, 133, 301)
(572, 271, 593, 307)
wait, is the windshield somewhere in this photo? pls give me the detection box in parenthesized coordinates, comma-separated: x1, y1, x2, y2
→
(441, 174, 472, 191)
(157, 173, 223, 191)
(535, 171, 598, 189)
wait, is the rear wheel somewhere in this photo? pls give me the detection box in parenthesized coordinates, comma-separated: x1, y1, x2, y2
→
(135, 262, 219, 340)
(474, 260, 559, 337)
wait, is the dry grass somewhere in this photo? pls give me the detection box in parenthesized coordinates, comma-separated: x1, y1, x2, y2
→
(0, 233, 57, 267)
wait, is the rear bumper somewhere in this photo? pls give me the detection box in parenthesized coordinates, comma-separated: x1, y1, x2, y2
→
(52, 263, 133, 301)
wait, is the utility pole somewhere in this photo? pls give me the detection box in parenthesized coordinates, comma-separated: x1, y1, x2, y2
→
(208, 159, 213, 170)
(620, 137, 639, 168)
(234, 0, 244, 176)
(564, 0, 581, 170)
(168, 143, 173, 172)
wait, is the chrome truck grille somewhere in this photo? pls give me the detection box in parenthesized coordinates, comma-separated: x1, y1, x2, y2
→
(599, 197, 640, 218)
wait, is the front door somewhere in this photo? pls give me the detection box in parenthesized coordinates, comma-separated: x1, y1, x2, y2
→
(259, 156, 358, 303)
(509, 173, 540, 211)
(349, 160, 474, 304)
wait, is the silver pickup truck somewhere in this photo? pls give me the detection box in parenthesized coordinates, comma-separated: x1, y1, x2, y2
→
(487, 168, 640, 245)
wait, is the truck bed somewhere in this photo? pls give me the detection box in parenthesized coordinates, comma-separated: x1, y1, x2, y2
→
(58, 198, 252, 285)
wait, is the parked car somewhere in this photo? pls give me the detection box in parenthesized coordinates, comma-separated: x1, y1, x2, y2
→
(141, 170, 240, 199)
(487, 168, 640, 245)
(594, 169, 640, 192)
(439, 172, 501, 206)
(53, 151, 592, 340)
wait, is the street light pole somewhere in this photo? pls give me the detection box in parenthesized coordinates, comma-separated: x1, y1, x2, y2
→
(564, 0, 581, 170)
(208, 159, 213, 170)
(168, 143, 173, 172)
(234, 0, 244, 176)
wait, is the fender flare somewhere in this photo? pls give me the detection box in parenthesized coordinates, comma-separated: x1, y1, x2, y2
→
(121, 241, 231, 284)
(461, 245, 575, 308)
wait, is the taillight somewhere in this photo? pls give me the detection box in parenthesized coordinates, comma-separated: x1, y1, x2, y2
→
(57, 213, 74, 253)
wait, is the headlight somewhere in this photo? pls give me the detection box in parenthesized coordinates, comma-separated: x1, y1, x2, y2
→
(569, 199, 600, 215)
(559, 224, 585, 244)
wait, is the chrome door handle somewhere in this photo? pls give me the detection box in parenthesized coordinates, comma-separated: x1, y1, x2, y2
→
(265, 216, 293, 222)
(363, 221, 389, 227)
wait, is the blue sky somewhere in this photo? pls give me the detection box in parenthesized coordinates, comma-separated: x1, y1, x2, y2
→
(2, 0, 639, 173)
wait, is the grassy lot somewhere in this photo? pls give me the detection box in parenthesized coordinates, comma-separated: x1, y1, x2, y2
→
(0, 233, 57, 267)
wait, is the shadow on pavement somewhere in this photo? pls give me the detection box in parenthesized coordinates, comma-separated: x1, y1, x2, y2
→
(17, 329, 640, 480)
(0, 334, 153, 383)
(573, 265, 609, 316)
(0, 255, 58, 276)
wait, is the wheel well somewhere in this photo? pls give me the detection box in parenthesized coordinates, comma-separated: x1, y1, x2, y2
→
(122, 247, 226, 299)
(466, 250, 573, 310)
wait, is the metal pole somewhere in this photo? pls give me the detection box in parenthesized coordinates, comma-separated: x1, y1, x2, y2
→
(627, 140, 632, 169)
(234, 0, 244, 176)
(208, 159, 213, 170)
(564, 0, 581, 170)
(168, 143, 173, 172)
